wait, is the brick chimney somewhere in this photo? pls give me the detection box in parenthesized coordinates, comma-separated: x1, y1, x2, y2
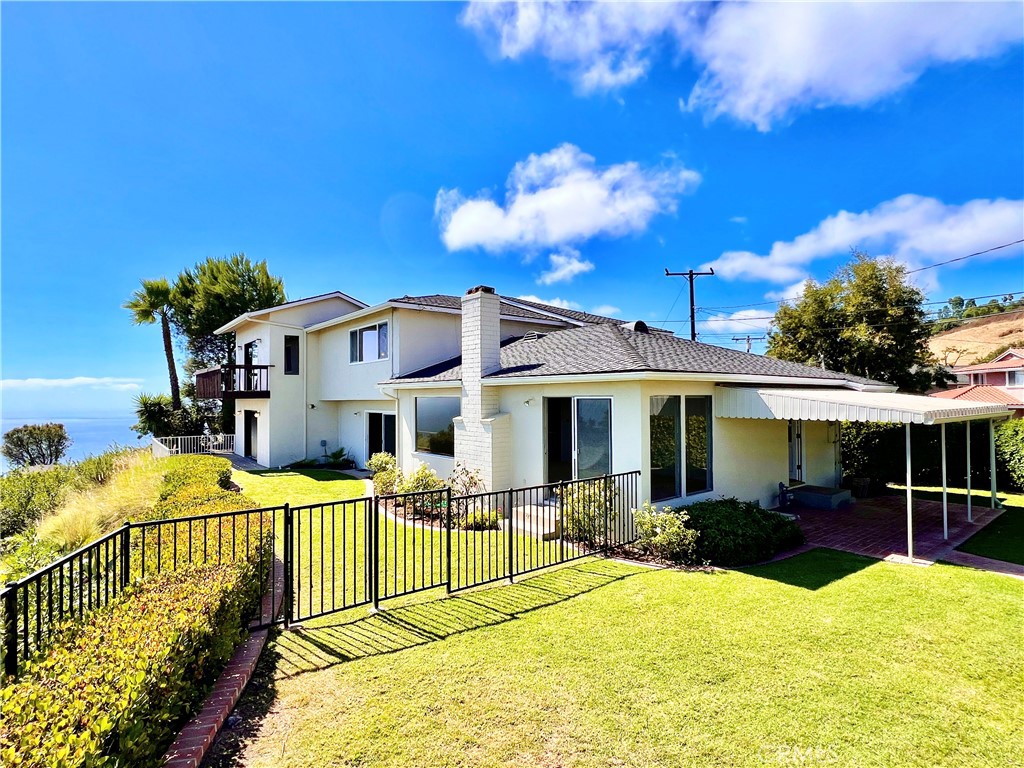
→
(455, 286, 509, 489)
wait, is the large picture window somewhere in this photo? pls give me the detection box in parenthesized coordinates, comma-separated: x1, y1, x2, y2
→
(685, 396, 713, 495)
(349, 322, 388, 363)
(415, 397, 459, 457)
(650, 396, 681, 501)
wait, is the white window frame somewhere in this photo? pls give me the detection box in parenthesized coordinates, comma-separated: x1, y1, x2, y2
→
(571, 396, 614, 480)
(414, 396, 460, 458)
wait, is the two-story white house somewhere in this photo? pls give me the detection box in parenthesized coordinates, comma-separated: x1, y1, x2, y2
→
(199, 285, 1009, 515)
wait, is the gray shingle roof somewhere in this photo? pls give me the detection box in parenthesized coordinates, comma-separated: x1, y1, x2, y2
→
(387, 324, 891, 387)
(388, 294, 624, 326)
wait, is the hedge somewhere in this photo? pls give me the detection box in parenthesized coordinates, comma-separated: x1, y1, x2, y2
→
(0, 564, 260, 767)
(0, 453, 268, 767)
(994, 419, 1024, 491)
(683, 497, 805, 566)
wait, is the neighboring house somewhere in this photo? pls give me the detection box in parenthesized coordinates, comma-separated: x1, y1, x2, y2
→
(951, 348, 1024, 387)
(931, 349, 1024, 417)
(200, 285, 1009, 511)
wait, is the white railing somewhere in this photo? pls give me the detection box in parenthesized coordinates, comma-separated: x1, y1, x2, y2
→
(151, 434, 235, 458)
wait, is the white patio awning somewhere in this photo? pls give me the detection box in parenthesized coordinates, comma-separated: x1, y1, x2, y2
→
(715, 386, 1010, 425)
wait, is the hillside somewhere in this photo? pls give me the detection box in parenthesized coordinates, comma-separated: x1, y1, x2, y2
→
(928, 309, 1024, 366)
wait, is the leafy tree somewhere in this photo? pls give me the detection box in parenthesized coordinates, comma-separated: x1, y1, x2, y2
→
(767, 252, 947, 392)
(948, 295, 965, 318)
(130, 393, 210, 439)
(124, 278, 181, 410)
(170, 253, 286, 370)
(2, 423, 72, 467)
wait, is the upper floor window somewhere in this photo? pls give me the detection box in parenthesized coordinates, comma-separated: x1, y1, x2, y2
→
(350, 322, 388, 363)
(1009, 371, 1024, 388)
(284, 335, 300, 375)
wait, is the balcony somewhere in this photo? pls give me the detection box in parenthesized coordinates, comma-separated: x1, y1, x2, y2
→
(195, 364, 272, 399)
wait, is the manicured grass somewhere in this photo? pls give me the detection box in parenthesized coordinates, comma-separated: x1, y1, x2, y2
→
(210, 549, 1022, 768)
(890, 484, 1024, 566)
(233, 468, 368, 508)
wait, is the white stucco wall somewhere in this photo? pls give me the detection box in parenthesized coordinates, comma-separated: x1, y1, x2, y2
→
(317, 308, 396, 401)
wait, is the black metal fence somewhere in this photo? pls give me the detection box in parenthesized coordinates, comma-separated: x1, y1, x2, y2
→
(3, 471, 640, 676)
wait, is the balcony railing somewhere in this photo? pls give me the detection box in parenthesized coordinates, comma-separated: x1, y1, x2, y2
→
(151, 434, 235, 458)
(195, 364, 272, 399)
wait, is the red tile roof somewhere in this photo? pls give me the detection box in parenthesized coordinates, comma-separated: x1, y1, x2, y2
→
(930, 385, 1024, 407)
(954, 357, 1024, 373)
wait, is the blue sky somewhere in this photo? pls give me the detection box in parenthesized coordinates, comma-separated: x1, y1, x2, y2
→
(2, 1, 1023, 418)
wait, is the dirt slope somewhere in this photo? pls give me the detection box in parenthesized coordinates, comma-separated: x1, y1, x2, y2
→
(928, 309, 1024, 366)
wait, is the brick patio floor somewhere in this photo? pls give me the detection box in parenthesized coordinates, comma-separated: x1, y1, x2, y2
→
(793, 494, 1002, 561)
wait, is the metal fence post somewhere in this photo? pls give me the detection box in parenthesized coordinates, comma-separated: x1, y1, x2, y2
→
(283, 504, 293, 627)
(604, 475, 611, 552)
(120, 521, 131, 590)
(506, 488, 515, 583)
(558, 479, 566, 563)
(445, 488, 453, 594)
(371, 496, 380, 612)
(3, 583, 18, 678)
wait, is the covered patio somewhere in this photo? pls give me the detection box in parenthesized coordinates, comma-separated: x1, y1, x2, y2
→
(717, 386, 1011, 562)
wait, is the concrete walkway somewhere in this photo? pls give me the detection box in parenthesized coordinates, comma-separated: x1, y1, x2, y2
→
(224, 453, 266, 471)
(940, 550, 1024, 580)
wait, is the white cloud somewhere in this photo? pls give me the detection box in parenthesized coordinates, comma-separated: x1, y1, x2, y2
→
(0, 376, 144, 392)
(436, 143, 701, 252)
(462, 1, 1022, 130)
(703, 194, 1024, 284)
(515, 294, 582, 311)
(591, 304, 622, 317)
(729, 216, 747, 225)
(764, 280, 811, 303)
(537, 247, 595, 285)
(698, 309, 773, 334)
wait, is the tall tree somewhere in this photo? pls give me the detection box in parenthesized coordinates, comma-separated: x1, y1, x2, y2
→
(123, 278, 181, 410)
(2, 423, 72, 467)
(767, 252, 947, 392)
(170, 253, 287, 369)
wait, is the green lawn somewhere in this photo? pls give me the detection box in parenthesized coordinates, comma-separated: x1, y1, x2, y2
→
(208, 549, 1023, 768)
(890, 484, 1024, 566)
(233, 468, 587, 618)
(233, 468, 368, 508)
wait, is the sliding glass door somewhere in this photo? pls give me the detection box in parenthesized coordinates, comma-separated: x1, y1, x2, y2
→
(574, 398, 612, 479)
(546, 397, 613, 482)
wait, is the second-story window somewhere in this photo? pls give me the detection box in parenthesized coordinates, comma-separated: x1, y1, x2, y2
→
(284, 335, 300, 375)
(349, 322, 389, 363)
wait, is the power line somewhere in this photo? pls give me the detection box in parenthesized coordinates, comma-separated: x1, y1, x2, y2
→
(700, 291, 1016, 312)
(664, 267, 716, 341)
(906, 239, 1024, 273)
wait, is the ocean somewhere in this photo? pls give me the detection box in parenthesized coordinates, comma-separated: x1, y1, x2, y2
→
(0, 416, 144, 472)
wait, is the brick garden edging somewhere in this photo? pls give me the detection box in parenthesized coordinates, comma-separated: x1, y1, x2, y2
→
(163, 559, 283, 768)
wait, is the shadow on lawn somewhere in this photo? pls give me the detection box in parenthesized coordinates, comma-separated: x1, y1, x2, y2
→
(739, 547, 878, 591)
(275, 559, 647, 678)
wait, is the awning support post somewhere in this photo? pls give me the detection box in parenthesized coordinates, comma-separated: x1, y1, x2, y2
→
(905, 423, 914, 561)
(940, 423, 948, 541)
(966, 422, 973, 523)
(989, 418, 998, 509)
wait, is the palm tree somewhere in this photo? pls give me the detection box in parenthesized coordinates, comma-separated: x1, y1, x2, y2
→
(124, 278, 182, 410)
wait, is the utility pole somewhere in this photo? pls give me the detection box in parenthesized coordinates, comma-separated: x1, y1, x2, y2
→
(665, 267, 715, 341)
(731, 335, 765, 353)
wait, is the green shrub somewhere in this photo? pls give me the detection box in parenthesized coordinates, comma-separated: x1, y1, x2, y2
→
(462, 509, 500, 531)
(681, 497, 804, 566)
(373, 467, 401, 496)
(634, 502, 699, 563)
(396, 464, 445, 495)
(559, 479, 616, 547)
(0, 563, 261, 767)
(995, 419, 1024, 491)
(0, 533, 63, 583)
(0, 467, 74, 538)
(152, 484, 257, 520)
(366, 452, 396, 475)
(158, 455, 233, 501)
(72, 446, 135, 487)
